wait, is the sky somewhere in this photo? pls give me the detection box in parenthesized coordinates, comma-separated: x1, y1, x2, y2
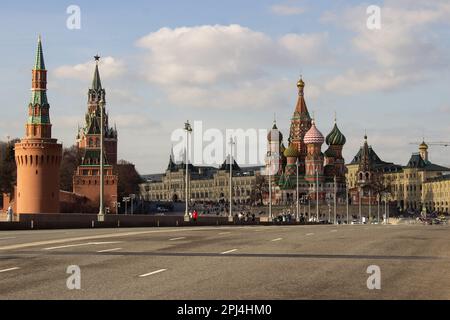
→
(0, 0, 450, 174)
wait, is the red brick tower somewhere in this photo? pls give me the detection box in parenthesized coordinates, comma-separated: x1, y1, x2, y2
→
(73, 56, 118, 213)
(15, 36, 62, 214)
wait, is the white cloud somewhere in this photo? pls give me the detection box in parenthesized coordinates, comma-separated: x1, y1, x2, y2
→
(325, 69, 425, 94)
(53, 56, 126, 81)
(322, 1, 450, 95)
(279, 33, 332, 64)
(135, 24, 329, 109)
(270, 4, 305, 16)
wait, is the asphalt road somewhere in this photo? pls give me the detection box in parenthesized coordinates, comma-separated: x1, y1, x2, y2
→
(0, 224, 449, 300)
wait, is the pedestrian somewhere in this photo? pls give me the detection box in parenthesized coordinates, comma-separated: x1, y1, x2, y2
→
(7, 206, 13, 222)
(192, 210, 198, 222)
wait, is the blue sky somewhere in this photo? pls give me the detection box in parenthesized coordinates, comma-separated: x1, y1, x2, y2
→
(1, 0, 449, 174)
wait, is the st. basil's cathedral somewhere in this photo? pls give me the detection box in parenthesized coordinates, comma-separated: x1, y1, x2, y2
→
(265, 78, 347, 204)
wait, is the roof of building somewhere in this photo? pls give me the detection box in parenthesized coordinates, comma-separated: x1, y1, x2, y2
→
(406, 153, 450, 172)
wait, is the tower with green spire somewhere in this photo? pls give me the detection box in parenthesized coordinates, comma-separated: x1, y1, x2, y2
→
(15, 36, 62, 215)
(27, 35, 51, 137)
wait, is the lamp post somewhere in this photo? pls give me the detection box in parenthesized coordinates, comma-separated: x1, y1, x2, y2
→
(229, 137, 236, 222)
(359, 187, 362, 223)
(267, 154, 274, 222)
(130, 194, 136, 215)
(123, 197, 130, 215)
(316, 168, 319, 222)
(377, 193, 380, 224)
(296, 159, 299, 222)
(98, 98, 105, 221)
(346, 184, 349, 224)
(184, 121, 192, 222)
(333, 176, 337, 225)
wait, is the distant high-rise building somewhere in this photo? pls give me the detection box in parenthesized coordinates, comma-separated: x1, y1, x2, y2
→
(15, 36, 62, 214)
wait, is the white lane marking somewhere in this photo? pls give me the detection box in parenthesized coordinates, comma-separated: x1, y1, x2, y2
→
(218, 232, 231, 235)
(44, 241, 122, 251)
(0, 267, 20, 273)
(169, 237, 186, 241)
(139, 269, 167, 278)
(271, 238, 283, 242)
(221, 249, 238, 255)
(306, 233, 314, 236)
(0, 226, 253, 251)
(97, 248, 122, 253)
(330, 230, 338, 233)
(0, 237, 17, 241)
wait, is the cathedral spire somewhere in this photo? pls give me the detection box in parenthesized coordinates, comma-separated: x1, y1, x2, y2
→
(92, 55, 102, 90)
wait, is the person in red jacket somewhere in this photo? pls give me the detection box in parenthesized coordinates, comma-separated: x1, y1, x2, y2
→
(192, 210, 198, 222)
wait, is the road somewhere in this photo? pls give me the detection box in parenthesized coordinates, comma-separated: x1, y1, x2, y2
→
(0, 224, 449, 299)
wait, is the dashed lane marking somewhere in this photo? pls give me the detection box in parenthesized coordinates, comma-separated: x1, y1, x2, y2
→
(139, 269, 167, 278)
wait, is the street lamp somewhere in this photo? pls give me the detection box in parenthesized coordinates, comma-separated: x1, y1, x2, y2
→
(123, 197, 130, 215)
(98, 98, 105, 221)
(359, 187, 362, 223)
(296, 158, 299, 222)
(130, 194, 136, 215)
(229, 137, 236, 222)
(346, 184, 349, 224)
(377, 193, 380, 223)
(334, 176, 337, 225)
(268, 155, 274, 222)
(315, 168, 319, 222)
(184, 121, 193, 222)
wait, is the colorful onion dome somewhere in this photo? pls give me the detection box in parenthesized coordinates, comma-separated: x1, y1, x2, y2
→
(280, 143, 286, 154)
(304, 119, 324, 145)
(267, 122, 283, 142)
(283, 144, 299, 158)
(326, 122, 346, 146)
(419, 141, 428, 150)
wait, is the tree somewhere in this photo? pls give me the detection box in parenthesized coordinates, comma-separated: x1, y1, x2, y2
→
(250, 174, 267, 206)
(116, 160, 144, 201)
(0, 139, 19, 195)
(60, 145, 82, 192)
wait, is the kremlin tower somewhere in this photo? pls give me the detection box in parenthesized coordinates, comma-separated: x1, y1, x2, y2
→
(73, 56, 118, 213)
(15, 36, 62, 214)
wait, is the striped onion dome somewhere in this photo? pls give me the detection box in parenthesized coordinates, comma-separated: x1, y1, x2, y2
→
(304, 120, 324, 145)
(283, 144, 299, 158)
(326, 122, 346, 146)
